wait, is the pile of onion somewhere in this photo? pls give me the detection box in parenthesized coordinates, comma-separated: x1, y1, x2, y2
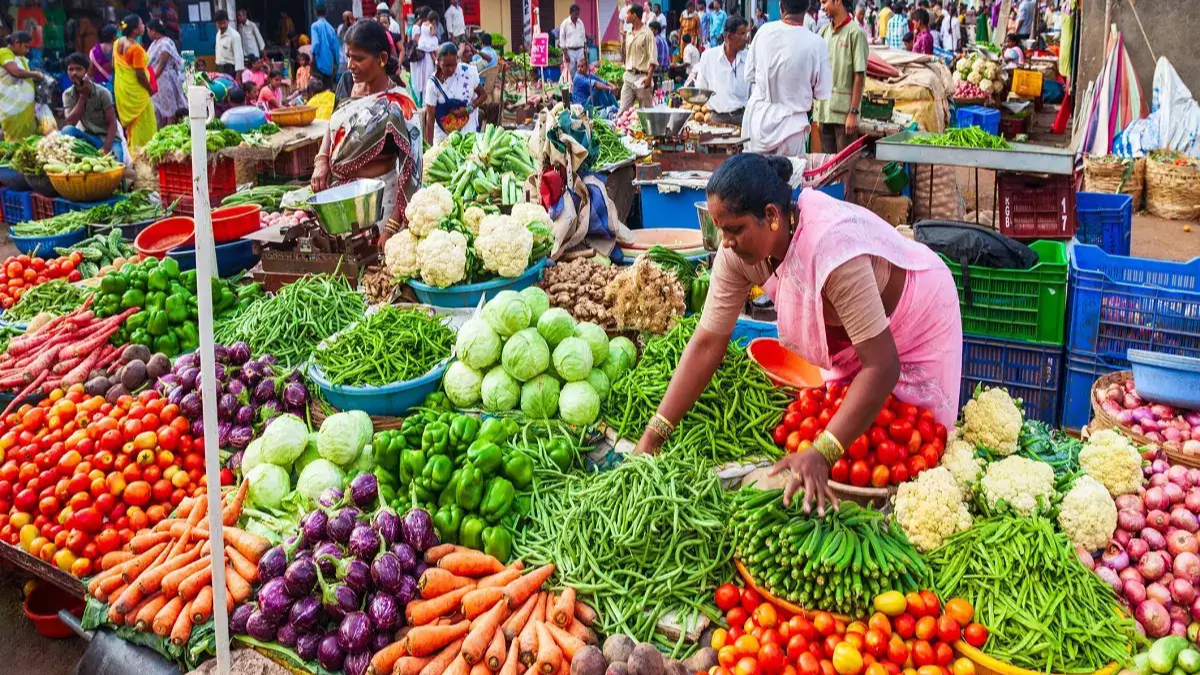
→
(1095, 379, 1200, 455)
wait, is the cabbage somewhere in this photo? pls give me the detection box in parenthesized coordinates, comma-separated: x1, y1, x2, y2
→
(575, 322, 609, 366)
(260, 413, 310, 467)
(608, 336, 637, 366)
(292, 433, 322, 477)
(241, 438, 266, 476)
(481, 366, 521, 412)
(349, 410, 373, 443)
(352, 442, 374, 472)
(586, 368, 610, 402)
(246, 463, 292, 511)
(551, 337, 593, 382)
(519, 286, 550, 324)
(520, 374, 560, 419)
(502, 328, 550, 381)
(559, 381, 600, 426)
(536, 307, 576, 347)
(296, 459, 346, 504)
(444, 361, 483, 407)
(455, 318, 502, 370)
(483, 290, 531, 337)
(318, 412, 369, 466)
(601, 341, 635, 384)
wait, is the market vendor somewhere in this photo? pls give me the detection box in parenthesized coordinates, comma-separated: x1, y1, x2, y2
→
(310, 20, 421, 250)
(60, 52, 128, 162)
(687, 15, 749, 125)
(423, 42, 486, 145)
(635, 153, 962, 512)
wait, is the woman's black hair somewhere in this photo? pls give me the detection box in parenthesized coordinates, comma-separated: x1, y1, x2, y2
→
(436, 41, 458, 58)
(10, 31, 32, 45)
(100, 24, 118, 41)
(298, 52, 311, 63)
(147, 19, 166, 35)
(122, 13, 143, 33)
(344, 20, 400, 76)
(269, 69, 282, 78)
(228, 87, 246, 104)
(706, 154, 793, 219)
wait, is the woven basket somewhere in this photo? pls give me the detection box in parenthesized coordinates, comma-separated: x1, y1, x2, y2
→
(269, 105, 317, 127)
(1083, 155, 1145, 208)
(1089, 370, 1200, 467)
(828, 481, 895, 511)
(47, 166, 125, 203)
(309, 400, 405, 431)
(1146, 152, 1200, 220)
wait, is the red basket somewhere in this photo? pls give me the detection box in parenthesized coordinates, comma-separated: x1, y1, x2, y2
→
(135, 216, 196, 259)
(997, 172, 1076, 240)
(172, 195, 195, 216)
(23, 583, 84, 639)
(158, 157, 236, 201)
(30, 193, 55, 221)
(270, 142, 320, 177)
(999, 116, 1030, 138)
(211, 204, 262, 242)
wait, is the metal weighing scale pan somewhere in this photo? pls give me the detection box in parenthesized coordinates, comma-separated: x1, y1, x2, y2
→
(875, 131, 1076, 175)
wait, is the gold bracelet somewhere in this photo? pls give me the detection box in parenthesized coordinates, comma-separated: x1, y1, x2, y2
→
(814, 430, 844, 466)
(652, 413, 676, 432)
(386, 218, 402, 233)
(648, 415, 674, 441)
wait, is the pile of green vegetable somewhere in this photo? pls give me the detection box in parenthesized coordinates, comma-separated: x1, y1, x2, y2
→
(4, 280, 90, 322)
(596, 60, 624, 86)
(730, 489, 927, 617)
(221, 185, 296, 211)
(601, 315, 791, 463)
(0, 324, 24, 353)
(54, 229, 138, 277)
(927, 513, 1139, 673)
(86, 191, 175, 226)
(905, 126, 1012, 150)
(589, 119, 634, 168)
(144, 120, 243, 163)
(11, 210, 93, 237)
(313, 306, 455, 387)
(214, 273, 365, 368)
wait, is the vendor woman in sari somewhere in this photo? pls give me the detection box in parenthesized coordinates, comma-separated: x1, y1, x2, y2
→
(636, 154, 962, 512)
(113, 14, 157, 150)
(310, 20, 421, 250)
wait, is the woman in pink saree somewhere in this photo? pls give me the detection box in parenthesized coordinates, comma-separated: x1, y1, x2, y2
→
(635, 154, 962, 512)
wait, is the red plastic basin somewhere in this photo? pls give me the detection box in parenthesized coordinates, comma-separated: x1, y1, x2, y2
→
(135, 216, 196, 259)
(747, 338, 824, 389)
(23, 583, 84, 639)
(211, 204, 263, 243)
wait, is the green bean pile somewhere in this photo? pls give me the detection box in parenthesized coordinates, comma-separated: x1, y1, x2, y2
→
(590, 119, 634, 168)
(513, 454, 732, 654)
(5, 281, 90, 322)
(0, 324, 23, 353)
(214, 274, 365, 368)
(927, 514, 1139, 674)
(601, 315, 792, 464)
(905, 126, 1013, 150)
(11, 210, 93, 237)
(313, 306, 454, 387)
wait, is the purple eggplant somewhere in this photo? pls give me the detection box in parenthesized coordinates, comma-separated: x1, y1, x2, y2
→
(276, 622, 299, 647)
(338, 611, 373, 653)
(368, 592, 399, 631)
(190, 417, 205, 439)
(235, 405, 255, 426)
(157, 373, 180, 390)
(339, 558, 372, 593)
(283, 381, 309, 409)
(261, 353, 278, 366)
(301, 510, 328, 544)
(229, 341, 252, 365)
(287, 595, 323, 632)
(230, 603, 254, 634)
(401, 507, 437, 552)
(246, 609, 278, 641)
(314, 542, 342, 576)
(348, 524, 381, 560)
(226, 378, 247, 399)
(217, 393, 238, 419)
(258, 577, 292, 619)
(260, 400, 281, 423)
(390, 542, 416, 572)
(327, 509, 358, 544)
(295, 548, 313, 562)
(347, 473, 379, 509)
(373, 510, 402, 546)
(319, 487, 345, 508)
(372, 632, 393, 653)
(371, 552, 403, 594)
(295, 632, 322, 661)
(284, 558, 319, 598)
(213, 363, 227, 381)
(180, 391, 202, 419)
(345, 651, 371, 675)
(179, 366, 199, 390)
(318, 633, 345, 671)
(229, 425, 253, 450)
(395, 575, 418, 607)
(321, 582, 359, 620)
(242, 361, 263, 386)
(213, 344, 230, 363)
(177, 352, 199, 370)
(413, 561, 429, 580)
(217, 421, 232, 448)
(227, 450, 244, 471)
(258, 546, 289, 582)
(253, 378, 277, 405)
(166, 387, 186, 407)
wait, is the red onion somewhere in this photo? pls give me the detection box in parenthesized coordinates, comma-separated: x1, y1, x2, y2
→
(1154, 459, 1172, 474)
(1149, 510, 1172, 532)
(1168, 441, 1185, 453)
(1103, 400, 1124, 417)
(1167, 428, 1186, 443)
(1191, 596, 1200, 622)
(1126, 379, 1138, 392)
(1186, 490, 1200, 512)
(1172, 621, 1190, 637)
(1186, 440, 1200, 456)
(1174, 508, 1200, 534)
(1137, 600, 1172, 638)
(1075, 544, 1095, 570)
(1118, 494, 1147, 513)
(1148, 581, 1173, 605)
(1117, 410, 1135, 425)
(1125, 579, 1148, 604)
(1185, 412, 1200, 428)
(1163, 572, 1176, 587)
(1096, 566, 1123, 593)
(1102, 542, 1131, 571)
(1120, 509, 1148, 532)
(1135, 424, 1146, 435)
(1153, 403, 1177, 419)
(1169, 465, 1191, 486)
(1146, 487, 1170, 511)
(1149, 431, 1165, 443)
(1166, 482, 1188, 505)
(1121, 566, 1144, 583)
(1142, 551, 1170, 581)
(1129, 538, 1151, 561)
(1115, 529, 1132, 547)
(1171, 604, 1191, 624)
(1144, 527, 1169, 550)
(1127, 394, 1143, 410)
(1176, 552, 1200, 583)
(1151, 473, 1169, 488)
(1171, 578, 1197, 605)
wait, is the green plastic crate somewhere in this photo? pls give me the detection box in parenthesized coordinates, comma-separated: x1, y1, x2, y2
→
(939, 239, 1068, 345)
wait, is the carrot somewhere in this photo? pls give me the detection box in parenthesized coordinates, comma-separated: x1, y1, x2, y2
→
(111, 578, 148, 615)
(87, 543, 164, 593)
(404, 621, 472, 657)
(122, 542, 172, 584)
(565, 619, 597, 646)
(152, 518, 184, 533)
(191, 585, 213, 623)
(438, 550, 505, 577)
(222, 479, 249, 526)
(424, 543, 465, 564)
(502, 564, 556, 609)
(476, 567, 522, 590)
(551, 587, 575, 628)
(135, 594, 170, 631)
(393, 656, 434, 675)
(462, 587, 506, 620)
(163, 555, 211, 598)
(498, 639, 521, 675)
(418, 639, 467, 675)
(518, 593, 547, 666)
(100, 551, 135, 571)
(171, 600, 195, 646)
(501, 593, 538, 641)
(470, 662, 492, 675)
(462, 600, 508, 664)
(574, 602, 598, 627)
(544, 623, 586, 661)
(106, 602, 126, 626)
(135, 539, 205, 597)
(129, 531, 173, 554)
(226, 564, 254, 604)
(369, 640, 407, 675)
(124, 594, 156, 627)
(224, 544, 259, 584)
(444, 655, 470, 675)
(534, 622, 562, 675)
(484, 626, 507, 671)
(178, 565, 212, 601)
(419, 567, 477, 599)
(215, 527, 270, 563)
(152, 597, 184, 637)
(406, 585, 475, 626)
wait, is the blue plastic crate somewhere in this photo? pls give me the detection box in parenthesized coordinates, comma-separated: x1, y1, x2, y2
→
(955, 106, 1000, 136)
(641, 185, 705, 229)
(52, 195, 124, 217)
(731, 316, 778, 346)
(1, 189, 33, 225)
(1061, 350, 1129, 431)
(1067, 242, 1200, 362)
(960, 334, 1064, 424)
(1076, 192, 1133, 256)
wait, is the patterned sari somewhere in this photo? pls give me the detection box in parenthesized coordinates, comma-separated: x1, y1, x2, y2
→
(327, 87, 421, 226)
(0, 49, 36, 140)
(114, 40, 158, 150)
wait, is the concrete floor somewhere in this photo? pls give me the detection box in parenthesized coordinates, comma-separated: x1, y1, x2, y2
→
(0, 569, 87, 675)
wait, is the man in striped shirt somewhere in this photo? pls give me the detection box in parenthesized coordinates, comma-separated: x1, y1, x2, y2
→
(886, 2, 909, 49)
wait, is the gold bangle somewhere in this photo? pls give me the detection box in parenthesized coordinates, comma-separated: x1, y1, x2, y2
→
(814, 430, 844, 466)
(648, 415, 674, 441)
(385, 218, 402, 233)
(652, 413, 676, 432)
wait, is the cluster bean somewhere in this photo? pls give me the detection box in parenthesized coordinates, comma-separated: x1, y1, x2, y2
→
(313, 306, 454, 387)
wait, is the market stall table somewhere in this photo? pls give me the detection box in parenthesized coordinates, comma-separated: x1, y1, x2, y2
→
(0, 541, 85, 599)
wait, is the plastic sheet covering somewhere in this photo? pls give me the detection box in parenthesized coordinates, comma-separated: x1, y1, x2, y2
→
(1080, 26, 1146, 156)
(1113, 57, 1200, 158)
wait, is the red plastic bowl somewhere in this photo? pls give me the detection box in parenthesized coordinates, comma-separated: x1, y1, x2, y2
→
(135, 216, 196, 259)
(747, 338, 824, 389)
(23, 583, 84, 639)
(211, 204, 262, 243)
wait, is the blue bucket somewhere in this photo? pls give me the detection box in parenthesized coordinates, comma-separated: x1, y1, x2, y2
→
(1128, 349, 1200, 411)
(167, 238, 260, 278)
(408, 258, 547, 308)
(10, 228, 87, 256)
(308, 359, 450, 416)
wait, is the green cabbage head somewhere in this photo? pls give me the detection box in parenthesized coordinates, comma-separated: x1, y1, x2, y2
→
(586, 368, 610, 402)
(481, 366, 521, 412)
(519, 286, 551, 324)
(455, 318, 502, 370)
(520, 374, 561, 419)
(296, 459, 346, 504)
(575, 321, 609, 366)
(559, 381, 601, 426)
(246, 463, 291, 511)
(318, 412, 370, 466)
(609, 336, 637, 366)
(602, 338, 637, 384)
(260, 413, 310, 467)
(536, 308, 576, 347)
(444, 361, 483, 407)
(502, 327, 550, 381)
(292, 433, 322, 477)
(552, 336, 593, 382)
(241, 438, 266, 476)
(483, 290, 531, 337)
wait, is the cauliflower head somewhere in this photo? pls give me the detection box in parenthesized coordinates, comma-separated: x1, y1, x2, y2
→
(967, 71, 983, 85)
(982, 61, 999, 79)
(961, 387, 1023, 456)
(1079, 429, 1143, 497)
(383, 229, 420, 279)
(893, 467, 973, 552)
(993, 79, 1005, 93)
(1057, 475, 1118, 552)
(971, 59, 984, 74)
(406, 184, 456, 237)
(941, 437, 984, 495)
(510, 202, 552, 228)
(464, 205, 487, 236)
(476, 214, 534, 278)
(416, 229, 469, 287)
(980, 455, 1055, 516)
(979, 79, 994, 92)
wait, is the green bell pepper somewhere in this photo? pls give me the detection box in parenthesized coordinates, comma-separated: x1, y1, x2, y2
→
(419, 454, 454, 493)
(502, 450, 534, 490)
(401, 416, 427, 448)
(439, 470, 463, 508)
(546, 438, 575, 472)
(433, 504, 464, 544)
(165, 295, 188, 323)
(379, 482, 397, 508)
(120, 289, 146, 309)
(421, 421, 450, 456)
(180, 270, 197, 292)
(147, 310, 169, 337)
(158, 256, 181, 280)
(455, 462, 485, 511)
(131, 270, 148, 292)
(373, 466, 399, 491)
(130, 328, 153, 348)
(218, 286, 236, 313)
(480, 477, 515, 522)
(399, 448, 427, 485)
(690, 268, 711, 313)
(146, 291, 166, 313)
(99, 274, 126, 295)
(177, 323, 199, 353)
(148, 267, 170, 293)
(153, 332, 180, 356)
(482, 526, 513, 562)
(501, 418, 520, 440)
(466, 441, 503, 476)
(424, 392, 453, 411)
(476, 417, 519, 446)
(373, 431, 404, 473)
(449, 415, 480, 454)
(125, 311, 147, 333)
(459, 515, 487, 550)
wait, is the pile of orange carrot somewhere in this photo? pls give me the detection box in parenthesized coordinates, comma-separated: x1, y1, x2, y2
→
(369, 545, 598, 675)
(84, 481, 271, 646)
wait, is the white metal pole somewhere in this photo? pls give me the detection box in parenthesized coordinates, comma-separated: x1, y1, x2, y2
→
(188, 83, 232, 675)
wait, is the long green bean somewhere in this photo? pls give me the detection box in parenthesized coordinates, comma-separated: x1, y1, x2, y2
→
(313, 306, 454, 386)
(904, 126, 1012, 150)
(4, 280, 90, 321)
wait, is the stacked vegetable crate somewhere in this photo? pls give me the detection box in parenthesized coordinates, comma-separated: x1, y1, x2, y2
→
(2, 189, 34, 225)
(157, 157, 236, 205)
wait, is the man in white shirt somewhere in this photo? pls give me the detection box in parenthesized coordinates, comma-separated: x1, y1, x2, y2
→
(559, 5, 588, 83)
(444, 0, 466, 41)
(681, 33, 700, 74)
(236, 8, 266, 62)
(644, 3, 662, 29)
(688, 15, 748, 124)
(743, 0, 831, 155)
(214, 10, 244, 77)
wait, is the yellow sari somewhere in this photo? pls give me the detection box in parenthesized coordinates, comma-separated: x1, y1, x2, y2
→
(0, 48, 36, 141)
(114, 40, 157, 150)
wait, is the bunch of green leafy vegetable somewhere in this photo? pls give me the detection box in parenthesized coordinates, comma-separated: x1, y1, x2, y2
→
(596, 60, 624, 86)
(11, 145, 42, 175)
(144, 120, 243, 162)
(87, 191, 175, 225)
(905, 126, 1012, 150)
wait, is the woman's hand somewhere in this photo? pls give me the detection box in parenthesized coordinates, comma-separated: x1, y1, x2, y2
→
(311, 157, 331, 192)
(769, 449, 838, 514)
(378, 228, 392, 251)
(633, 428, 666, 455)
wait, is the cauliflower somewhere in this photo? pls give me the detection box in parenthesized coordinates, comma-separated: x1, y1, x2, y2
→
(993, 80, 1005, 93)
(405, 184, 456, 237)
(383, 229, 420, 279)
(464, 205, 487, 236)
(1057, 475, 1118, 552)
(982, 61, 999, 79)
(979, 79, 994, 92)
(475, 214, 534, 278)
(893, 467, 973, 552)
(416, 229, 469, 287)
(941, 437, 984, 495)
(967, 71, 983, 85)
(971, 59, 984, 74)
(510, 202, 552, 229)
(953, 71, 963, 83)
(980, 455, 1055, 516)
(960, 387, 1023, 456)
(1078, 429, 1143, 497)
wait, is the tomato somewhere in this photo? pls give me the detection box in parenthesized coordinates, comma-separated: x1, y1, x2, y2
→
(869, 465, 890, 488)
(874, 408, 896, 428)
(754, 603, 778, 629)
(122, 481, 151, 507)
(93, 529, 119, 554)
(950, 659, 975, 675)
(729, 626, 745, 643)
(790, 616, 817, 642)
(773, 424, 789, 446)
(893, 613, 916, 639)
(932, 644, 953, 667)
(933, 423, 947, 441)
(735, 635, 761, 657)
(759, 643, 787, 675)
(934, 616, 960, 645)
(121, 418, 143, 442)
(716, 584, 742, 611)
(787, 431, 804, 453)
(712, 628, 730, 651)
(849, 460, 870, 487)
(813, 612, 836, 636)
(786, 634, 809, 662)
(830, 458, 849, 483)
(962, 624, 987, 649)
(867, 613, 892, 640)
(943, 599, 973, 627)
(847, 435, 869, 461)
(911, 642, 934, 668)
(728, 607, 749, 629)
(906, 455, 928, 478)
(798, 417, 821, 442)
(920, 445, 940, 470)
(886, 638, 909, 666)
(741, 588, 762, 612)
(735, 657, 761, 675)
(918, 591, 940, 617)
(913, 616, 936, 642)
(832, 643, 864, 675)
(887, 420, 913, 444)
(889, 464, 909, 485)
(719, 646, 741, 669)
(865, 663, 889, 675)
(784, 412, 804, 432)
(863, 629, 888, 659)
(915, 667, 941, 675)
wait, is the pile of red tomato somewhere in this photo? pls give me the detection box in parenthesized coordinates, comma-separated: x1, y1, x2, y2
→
(708, 584, 989, 675)
(772, 385, 949, 488)
(0, 253, 85, 309)
(0, 385, 233, 577)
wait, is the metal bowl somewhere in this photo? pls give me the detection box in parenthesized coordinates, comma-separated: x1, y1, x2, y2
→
(637, 108, 694, 137)
(676, 87, 714, 105)
(695, 201, 719, 252)
(308, 179, 386, 235)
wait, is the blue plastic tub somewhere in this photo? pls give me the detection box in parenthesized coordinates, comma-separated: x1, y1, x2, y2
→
(1128, 349, 1200, 410)
(960, 334, 1064, 424)
(731, 316, 778, 346)
(1075, 192, 1133, 256)
(53, 195, 125, 217)
(409, 258, 547, 308)
(0, 166, 30, 191)
(1060, 350, 1129, 431)
(167, 238, 259, 278)
(10, 228, 87, 256)
(309, 358, 450, 416)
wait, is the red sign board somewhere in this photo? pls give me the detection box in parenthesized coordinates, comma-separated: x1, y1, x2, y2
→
(530, 33, 549, 67)
(462, 0, 480, 26)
